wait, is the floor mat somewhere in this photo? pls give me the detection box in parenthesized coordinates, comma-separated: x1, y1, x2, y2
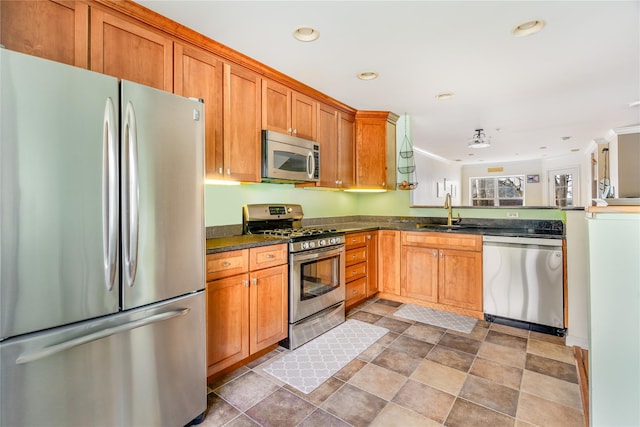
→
(263, 319, 388, 394)
(394, 304, 477, 333)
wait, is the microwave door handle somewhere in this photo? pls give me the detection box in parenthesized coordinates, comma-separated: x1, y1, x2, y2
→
(307, 151, 315, 179)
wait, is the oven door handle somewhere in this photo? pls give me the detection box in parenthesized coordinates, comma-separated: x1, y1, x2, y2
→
(292, 245, 344, 262)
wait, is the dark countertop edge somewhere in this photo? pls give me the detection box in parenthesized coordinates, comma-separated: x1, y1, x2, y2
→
(206, 235, 288, 255)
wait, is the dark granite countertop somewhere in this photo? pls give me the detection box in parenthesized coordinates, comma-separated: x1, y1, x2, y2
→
(206, 235, 288, 255)
(206, 217, 565, 254)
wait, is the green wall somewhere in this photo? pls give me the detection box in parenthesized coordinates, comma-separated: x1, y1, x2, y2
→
(205, 183, 564, 226)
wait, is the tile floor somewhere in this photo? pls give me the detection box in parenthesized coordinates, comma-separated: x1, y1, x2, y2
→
(202, 298, 585, 427)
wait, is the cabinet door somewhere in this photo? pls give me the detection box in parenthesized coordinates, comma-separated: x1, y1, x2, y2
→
(316, 103, 339, 187)
(174, 43, 223, 180)
(1, 0, 88, 67)
(401, 246, 438, 302)
(366, 232, 379, 296)
(438, 249, 483, 311)
(250, 264, 288, 353)
(261, 79, 291, 135)
(378, 230, 401, 295)
(355, 115, 387, 189)
(291, 91, 317, 140)
(206, 274, 250, 375)
(223, 62, 262, 182)
(338, 111, 355, 188)
(90, 8, 173, 91)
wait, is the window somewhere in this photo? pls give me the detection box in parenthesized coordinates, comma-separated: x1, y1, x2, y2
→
(470, 175, 525, 206)
(548, 167, 580, 207)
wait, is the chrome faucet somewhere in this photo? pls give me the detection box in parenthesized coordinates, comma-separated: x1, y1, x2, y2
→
(444, 193, 453, 226)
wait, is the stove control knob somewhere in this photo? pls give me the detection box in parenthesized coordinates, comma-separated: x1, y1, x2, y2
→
(301, 242, 309, 250)
(309, 241, 316, 248)
(319, 239, 326, 246)
(329, 238, 336, 245)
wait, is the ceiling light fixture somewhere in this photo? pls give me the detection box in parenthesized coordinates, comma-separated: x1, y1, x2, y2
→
(435, 92, 454, 100)
(468, 129, 491, 149)
(293, 26, 319, 42)
(357, 71, 378, 80)
(512, 20, 546, 37)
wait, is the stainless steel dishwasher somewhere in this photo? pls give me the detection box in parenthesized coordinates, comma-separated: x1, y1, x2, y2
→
(482, 235, 565, 335)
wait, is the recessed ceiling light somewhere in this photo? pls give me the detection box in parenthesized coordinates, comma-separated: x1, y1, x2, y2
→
(512, 20, 546, 37)
(435, 92, 454, 100)
(293, 26, 319, 42)
(357, 71, 378, 80)
(561, 136, 572, 141)
(629, 100, 640, 107)
(468, 153, 475, 156)
(539, 146, 547, 149)
(571, 148, 580, 152)
(455, 159, 462, 162)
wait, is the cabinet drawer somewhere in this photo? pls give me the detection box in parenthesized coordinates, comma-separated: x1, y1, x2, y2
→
(402, 232, 482, 252)
(345, 262, 366, 282)
(206, 249, 249, 281)
(345, 247, 367, 266)
(345, 232, 367, 249)
(346, 277, 367, 306)
(249, 244, 288, 270)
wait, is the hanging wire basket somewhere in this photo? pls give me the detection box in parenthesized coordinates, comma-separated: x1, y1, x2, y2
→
(397, 116, 418, 190)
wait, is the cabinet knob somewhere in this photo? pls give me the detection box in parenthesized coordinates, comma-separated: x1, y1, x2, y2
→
(382, 182, 386, 187)
(223, 261, 231, 267)
(433, 250, 438, 257)
(267, 254, 275, 259)
(366, 235, 371, 240)
(242, 280, 249, 287)
(218, 167, 223, 175)
(440, 251, 444, 258)
(288, 128, 293, 134)
(293, 129, 297, 135)
(252, 278, 258, 286)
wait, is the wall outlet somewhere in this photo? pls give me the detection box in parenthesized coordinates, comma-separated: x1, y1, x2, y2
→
(507, 211, 519, 218)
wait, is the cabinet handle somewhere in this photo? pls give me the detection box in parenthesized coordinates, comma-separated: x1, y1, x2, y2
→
(223, 261, 231, 267)
(288, 128, 293, 134)
(382, 182, 386, 187)
(433, 250, 437, 257)
(218, 167, 223, 175)
(267, 254, 275, 259)
(242, 280, 249, 287)
(226, 168, 231, 175)
(252, 278, 258, 286)
(293, 128, 297, 135)
(352, 270, 358, 274)
(440, 251, 444, 258)
(367, 235, 371, 240)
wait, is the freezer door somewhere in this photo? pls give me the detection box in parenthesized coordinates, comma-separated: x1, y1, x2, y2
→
(120, 81, 205, 310)
(1, 49, 120, 339)
(0, 292, 206, 427)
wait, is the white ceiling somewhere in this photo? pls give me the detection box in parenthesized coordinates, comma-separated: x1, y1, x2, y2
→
(137, 0, 639, 165)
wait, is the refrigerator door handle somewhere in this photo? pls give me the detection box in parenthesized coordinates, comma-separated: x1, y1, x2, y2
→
(15, 308, 190, 365)
(123, 101, 140, 288)
(102, 97, 119, 291)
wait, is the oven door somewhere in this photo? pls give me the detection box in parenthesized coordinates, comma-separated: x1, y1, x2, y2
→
(290, 245, 345, 323)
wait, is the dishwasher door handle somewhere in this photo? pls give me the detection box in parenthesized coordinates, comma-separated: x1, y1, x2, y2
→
(482, 235, 563, 247)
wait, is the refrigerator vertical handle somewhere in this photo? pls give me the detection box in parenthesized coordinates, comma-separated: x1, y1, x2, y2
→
(123, 101, 140, 287)
(102, 97, 118, 291)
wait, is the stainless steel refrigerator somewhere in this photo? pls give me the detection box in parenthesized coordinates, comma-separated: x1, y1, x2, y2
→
(1, 49, 206, 426)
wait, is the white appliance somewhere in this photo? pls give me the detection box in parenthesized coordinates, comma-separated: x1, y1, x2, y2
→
(0, 49, 206, 426)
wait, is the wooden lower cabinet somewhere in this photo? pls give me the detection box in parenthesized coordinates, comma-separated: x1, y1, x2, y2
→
(345, 231, 378, 308)
(206, 244, 287, 377)
(377, 230, 401, 295)
(399, 232, 483, 318)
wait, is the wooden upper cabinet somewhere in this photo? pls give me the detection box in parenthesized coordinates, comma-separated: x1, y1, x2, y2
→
(355, 111, 399, 190)
(174, 43, 223, 180)
(90, 7, 173, 91)
(262, 79, 317, 140)
(223, 62, 262, 182)
(337, 111, 356, 189)
(316, 103, 339, 188)
(0, 0, 88, 67)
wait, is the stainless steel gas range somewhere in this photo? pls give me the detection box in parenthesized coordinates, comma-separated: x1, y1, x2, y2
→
(243, 204, 345, 349)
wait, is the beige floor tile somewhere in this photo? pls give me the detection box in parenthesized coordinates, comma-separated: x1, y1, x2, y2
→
(357, 342, 386, 362)
(361, 303, 399, 316)
(470, 357, 523, 390)
(530, 331, 565, 346)
(321, 383, 387, 427)
(527, 338, 576, 365)
(521, 370, 582, 410)
(392, 379, 456, 423)
(410, 359, 468, 395)
(517, 392, 585, 427)
(445, 398, 515, 427)
(459, 375, 520, 417)
(448, 322, 490, 341)
(490, 323, 530, 338)
(402, 323, 446, 344)
(348, 363, 408, 401)
(370, 402, 442, 427)
(477, 341, 527, 369)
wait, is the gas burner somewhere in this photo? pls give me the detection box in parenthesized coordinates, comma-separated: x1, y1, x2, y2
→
(259, 227, 339, 239)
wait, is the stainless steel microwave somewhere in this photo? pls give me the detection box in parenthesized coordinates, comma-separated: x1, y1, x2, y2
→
(261, 130, 320, 183)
